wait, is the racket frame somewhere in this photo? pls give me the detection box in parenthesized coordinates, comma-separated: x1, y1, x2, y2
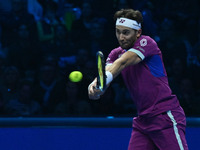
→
(96, 51, 106, 91)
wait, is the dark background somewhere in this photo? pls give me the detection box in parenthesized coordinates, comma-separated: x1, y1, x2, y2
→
(0, 0, 200, 118)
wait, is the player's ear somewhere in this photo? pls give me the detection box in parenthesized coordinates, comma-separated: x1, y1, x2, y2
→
(136, 29, 142, 38)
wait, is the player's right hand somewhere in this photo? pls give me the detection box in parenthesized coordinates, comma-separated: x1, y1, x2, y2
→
(88, 79, 103, 100)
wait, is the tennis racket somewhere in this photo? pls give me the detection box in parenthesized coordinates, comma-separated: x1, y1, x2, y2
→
(96, 51, 106, 91)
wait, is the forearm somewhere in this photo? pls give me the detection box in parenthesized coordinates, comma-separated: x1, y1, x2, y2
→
(106, 51, 142, 79)
(106, 58, 126, 78)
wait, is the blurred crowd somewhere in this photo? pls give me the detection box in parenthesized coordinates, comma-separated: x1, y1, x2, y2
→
(0, 0, 199, 117)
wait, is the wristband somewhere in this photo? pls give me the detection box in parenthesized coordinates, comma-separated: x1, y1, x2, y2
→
(106, 71, 113, 85)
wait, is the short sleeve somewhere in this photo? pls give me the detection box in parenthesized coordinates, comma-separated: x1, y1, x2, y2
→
(106, 47, 125, 65)
(128, 36, 161, 60)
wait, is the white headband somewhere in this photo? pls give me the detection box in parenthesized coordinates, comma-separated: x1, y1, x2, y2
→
(116, 17, 141, 30)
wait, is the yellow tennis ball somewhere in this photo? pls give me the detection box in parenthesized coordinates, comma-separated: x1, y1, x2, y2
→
(69, 71, 83, 82)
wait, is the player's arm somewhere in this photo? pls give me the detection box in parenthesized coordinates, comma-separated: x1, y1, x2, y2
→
(106, 51, 142, 78)
(88, 51, 142, 100)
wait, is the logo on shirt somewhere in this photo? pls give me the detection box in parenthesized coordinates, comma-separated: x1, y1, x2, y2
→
(140, 38, 147, 47)
(119, 19, 125, 23)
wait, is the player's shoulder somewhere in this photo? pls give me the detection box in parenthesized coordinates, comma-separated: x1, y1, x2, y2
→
(108, 47, 125, 60)
(112, 46, 123, 52)
(135, 35, 158, 47)
(110, 46, 125, 54)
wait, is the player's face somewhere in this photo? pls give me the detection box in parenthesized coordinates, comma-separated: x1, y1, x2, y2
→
(116, 25, 141, 49)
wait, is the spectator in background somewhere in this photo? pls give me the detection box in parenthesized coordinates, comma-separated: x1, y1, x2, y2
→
(0, 52, 7, 85)
(183, 18, 200, 91)
(73, 16, 114, 58)
(52, 23, 74, 57)
(57, 48, 90, 81)
(0, 92, 4, 115)
(55, 80, 92, 116)
(78, 59, 97, 101)
(59, 3, 81, 32)
(115, 0, 130, 10)
(33, 57, 66, 115)
(27, 0, 43, 21)
(90, 86, 118, 116)
(181, 17, 199, 67)
(177, 78, 200, 117)
(70, 1, 96, 49)
(168, 58, 187, 95)
(157, 18, 187, 68)
(81, 59, 96, 84)
(7, 23, 41, 79)
(58, 48, 93, 102)
(0, 0, 12, 13)
(36, 0, 63, 53)
(0, 25, 8, 84)
(186, 42, 200, 93)
(1, 0, 36, 47)
(76, 48, 90, 70)
(0, 66, 20, 105)
(0, 24, 8, 59)
(3, 79, 41, 116)
(140, 1, 159, 40)
(87, 17, 111, 57)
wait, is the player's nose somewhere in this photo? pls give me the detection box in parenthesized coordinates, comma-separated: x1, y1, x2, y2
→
(119, 33, 125, 41)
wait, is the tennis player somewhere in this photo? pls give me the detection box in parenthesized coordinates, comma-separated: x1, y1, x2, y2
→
(88, 9, 188, 150)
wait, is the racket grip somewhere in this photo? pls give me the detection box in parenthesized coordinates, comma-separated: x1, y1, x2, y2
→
(96, 77, 100, 88)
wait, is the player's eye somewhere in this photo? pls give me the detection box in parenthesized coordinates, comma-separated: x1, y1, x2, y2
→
(123, 30, 130, 35)
(116, 29, 120, 34)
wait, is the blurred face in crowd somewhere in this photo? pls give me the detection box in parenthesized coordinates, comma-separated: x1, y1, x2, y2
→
(198, 19, 200, 40)
(45, 9, 56, 20)
(82, 2, 92, 18)
(77, 49, 89, 64)
(12, 0, 24, 12)
(40, 65, 56, 84)
(159, 18, 174, 40)
(116, 25, 141, 49)
(4, 67, 19, 85)
(172, 58, 183, 76)
(66, 81, 78, 96)
(0, 25, 2, 41)
(18, 24, 29, 39)
(55, 25, 67, 39)
(117, 0, 129, 9)
(90, 22, 104, 39)
(180, 78, 193, 94)
(19, 84, 32, 102)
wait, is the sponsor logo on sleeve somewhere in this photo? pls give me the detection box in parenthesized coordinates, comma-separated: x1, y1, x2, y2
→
(136, 46, 145, 52)
(140, 38, 147, 47)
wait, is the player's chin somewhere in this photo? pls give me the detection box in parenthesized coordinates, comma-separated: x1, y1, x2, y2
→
(120, 44, 131, 50)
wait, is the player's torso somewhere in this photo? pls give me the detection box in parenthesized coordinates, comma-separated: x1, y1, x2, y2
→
(107, 35, 180, 116)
